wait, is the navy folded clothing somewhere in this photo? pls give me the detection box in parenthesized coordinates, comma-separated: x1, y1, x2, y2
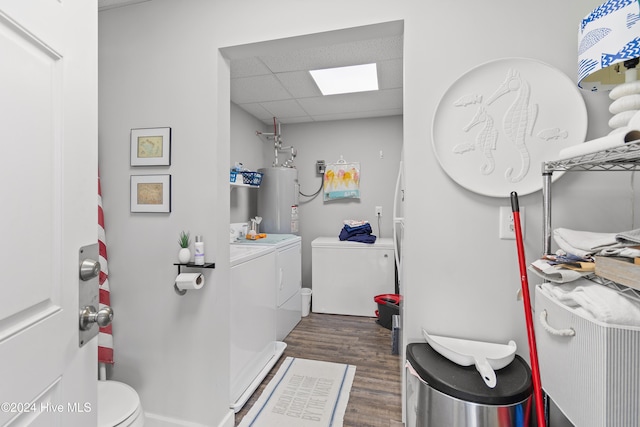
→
(338, 223, 376, 243)
(339, 223, 373, 240)
(346, 233, 377, 244)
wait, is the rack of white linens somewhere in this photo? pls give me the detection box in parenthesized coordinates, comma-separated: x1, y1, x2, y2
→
(539, 140, 640, 427)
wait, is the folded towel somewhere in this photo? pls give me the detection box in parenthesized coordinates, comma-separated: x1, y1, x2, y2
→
(554, 228, 619, 258)
(345, 233, 377, 244)
(528, 261, 591, 284)
(556, 130, 637, 160)
(344, 220, 369, 227)
(339, 223, 373, 240)
(598, 247, 640, 257)
(616, 228, 640, 245)
(540, 279, 640, 327)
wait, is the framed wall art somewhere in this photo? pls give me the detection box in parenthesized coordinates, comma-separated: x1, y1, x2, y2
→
(130, 127, 171, 166)
(130, 174, 171, 213)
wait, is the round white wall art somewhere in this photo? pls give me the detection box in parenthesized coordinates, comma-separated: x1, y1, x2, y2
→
(432, 57, 588, 197)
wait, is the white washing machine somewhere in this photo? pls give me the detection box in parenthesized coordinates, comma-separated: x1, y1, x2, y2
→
(311, 237, 395, 317)
(229, 244, 285, 413)
(232, 233, 302, 340)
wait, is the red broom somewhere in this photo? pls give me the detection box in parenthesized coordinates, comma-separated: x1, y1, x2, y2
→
(511, 191, 545, 427)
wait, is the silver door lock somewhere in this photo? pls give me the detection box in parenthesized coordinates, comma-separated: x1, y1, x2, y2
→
(79, 258, 101, 281)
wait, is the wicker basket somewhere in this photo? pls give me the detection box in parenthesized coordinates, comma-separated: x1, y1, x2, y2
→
(241, 171, 263, 186)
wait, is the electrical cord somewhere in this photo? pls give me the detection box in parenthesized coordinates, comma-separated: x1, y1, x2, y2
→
(299, 178, 323, 199)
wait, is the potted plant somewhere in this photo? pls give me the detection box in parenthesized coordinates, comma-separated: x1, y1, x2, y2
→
(178, 231, 191, 263)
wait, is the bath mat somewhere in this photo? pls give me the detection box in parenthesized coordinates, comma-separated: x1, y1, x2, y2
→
(239, 357, 356, 427)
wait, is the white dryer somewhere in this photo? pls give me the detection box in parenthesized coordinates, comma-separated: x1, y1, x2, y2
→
(232, 233, 302, 340)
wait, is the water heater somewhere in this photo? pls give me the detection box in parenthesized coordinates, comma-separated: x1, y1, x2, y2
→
(257, 167, 299, 234)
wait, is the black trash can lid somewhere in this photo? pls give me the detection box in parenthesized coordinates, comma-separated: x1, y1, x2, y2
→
(406, 342, 532, 406)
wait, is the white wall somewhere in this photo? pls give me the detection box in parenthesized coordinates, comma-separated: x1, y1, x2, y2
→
(287, 117, 403, 288)
(98, 1, 636, 426)
(99, 2, 232, 426)
(230, 103, 271, 223)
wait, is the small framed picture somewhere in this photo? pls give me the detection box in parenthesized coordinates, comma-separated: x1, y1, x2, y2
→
(130, 175, 171, 213)
(130, 127, 171, 166)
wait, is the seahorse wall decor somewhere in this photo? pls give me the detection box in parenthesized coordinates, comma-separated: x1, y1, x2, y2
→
(486, 68, 538, 183)
(435, 58, 588, 197)
(451, 67, 540, 184)
(453, 105, 498, 175)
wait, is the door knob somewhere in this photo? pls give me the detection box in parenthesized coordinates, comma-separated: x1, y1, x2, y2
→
(79, 305, 113, 331)
(79, 259, 101, 281)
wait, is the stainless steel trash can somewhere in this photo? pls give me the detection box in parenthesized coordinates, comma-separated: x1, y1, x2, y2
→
(406, 343, 532, 427)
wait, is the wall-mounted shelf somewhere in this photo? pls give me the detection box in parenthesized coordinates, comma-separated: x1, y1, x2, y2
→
(230, 182, 260, 189)
(174, 262, 215, 275)
(230, 170, 262, 189)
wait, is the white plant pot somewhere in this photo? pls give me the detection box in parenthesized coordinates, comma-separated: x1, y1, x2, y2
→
(178, 247, 191, 263)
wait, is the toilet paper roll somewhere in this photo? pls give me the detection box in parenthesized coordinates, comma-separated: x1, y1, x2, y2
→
(175, 273, 205, 291)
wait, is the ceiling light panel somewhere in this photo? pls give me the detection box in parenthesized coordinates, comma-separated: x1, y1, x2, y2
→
(310, 63, 378, 96)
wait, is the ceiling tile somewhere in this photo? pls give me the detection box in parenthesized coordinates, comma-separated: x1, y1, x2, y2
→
(274, 71, 322, 98)
(235, 103, 273, 121)
(311, 108, 403, 122)
(259, 35, 403, 73)
(230, 57, 272, 78)
(377, 58, 403, 90)
(272, 116, 316, 124)
(259, 99, 310, 119)
(231, 75, 292, 104)
(297, 88, 402, 115)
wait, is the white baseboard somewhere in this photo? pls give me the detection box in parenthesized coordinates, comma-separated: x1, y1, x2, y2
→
(144, 409, 235, 427)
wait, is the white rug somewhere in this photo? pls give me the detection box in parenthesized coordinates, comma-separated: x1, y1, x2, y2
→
(239, 357, 356, 427)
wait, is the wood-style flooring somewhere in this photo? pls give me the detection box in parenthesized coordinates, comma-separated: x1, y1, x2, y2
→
(235, 313, 404, 427)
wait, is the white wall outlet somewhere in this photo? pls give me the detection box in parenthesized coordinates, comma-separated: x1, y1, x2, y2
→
(375, 206, 382, 217)
(499, 206, 524, 240)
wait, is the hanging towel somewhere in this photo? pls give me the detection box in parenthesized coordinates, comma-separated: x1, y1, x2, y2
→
(98, 174, 114, 364)
(323, 160, 361, 201)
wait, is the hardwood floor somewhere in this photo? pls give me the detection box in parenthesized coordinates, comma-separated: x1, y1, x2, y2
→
(235, 313, 404, 427)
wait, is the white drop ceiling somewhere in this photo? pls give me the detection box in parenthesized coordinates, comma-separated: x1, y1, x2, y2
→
(228, 28, 404, 125)
(98, 2, 404, 125)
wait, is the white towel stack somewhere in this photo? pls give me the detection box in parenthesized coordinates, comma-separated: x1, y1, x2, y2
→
(554, 228, 640, 259)
(541, 279, 640, 327)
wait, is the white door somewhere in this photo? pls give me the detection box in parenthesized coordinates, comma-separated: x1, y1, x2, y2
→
(0, 1, 98, 426)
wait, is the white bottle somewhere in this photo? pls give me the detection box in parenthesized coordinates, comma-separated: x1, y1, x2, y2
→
(194, 235, 205, 265)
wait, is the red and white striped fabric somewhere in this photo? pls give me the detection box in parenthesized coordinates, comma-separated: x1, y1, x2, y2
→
(98, 174, 114, 364)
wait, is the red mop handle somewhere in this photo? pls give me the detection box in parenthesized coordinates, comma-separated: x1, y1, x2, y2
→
(510, 192, 546, 427)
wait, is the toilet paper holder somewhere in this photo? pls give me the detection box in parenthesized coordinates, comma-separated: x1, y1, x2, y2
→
(174, 272, 205, 296)
(173, 263, 215, 296)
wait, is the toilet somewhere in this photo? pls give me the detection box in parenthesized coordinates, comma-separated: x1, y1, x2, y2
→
(97, 363, 144, 427)
(98, 380, 144, 427)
